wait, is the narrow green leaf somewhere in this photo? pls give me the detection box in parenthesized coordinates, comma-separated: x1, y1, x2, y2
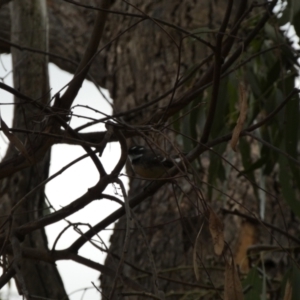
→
(189, 99, 200, 146)
(207, 143, 226, 199)
(280, 264, 300, 300)
(279, 155, 300, 218)
(293, 12, 300, 38)
(243, 267, 262, 300)
(210, 77, 230, 139)
(291, 263, 300, 300)
(239, 138, 258, 198)
(246, 68, 262, 100)
(239, 156, 266, 176)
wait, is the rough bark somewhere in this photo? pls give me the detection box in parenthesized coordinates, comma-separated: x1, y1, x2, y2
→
(100, 1, 299, 299)
(0, 1, 68, 299)
(101, 1, 240, 299)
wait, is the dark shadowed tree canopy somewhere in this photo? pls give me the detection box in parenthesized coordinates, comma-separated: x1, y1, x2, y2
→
(0, 0, 300, 299)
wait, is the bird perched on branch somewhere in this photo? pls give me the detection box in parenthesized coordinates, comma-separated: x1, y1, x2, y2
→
(128, 145, 182, 178)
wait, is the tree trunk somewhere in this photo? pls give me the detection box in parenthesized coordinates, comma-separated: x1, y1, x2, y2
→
(100, 1, 239, 299)
(100, 1, 299, 299)
(0, 0, 108, 87)
(0, 1, 68, 298)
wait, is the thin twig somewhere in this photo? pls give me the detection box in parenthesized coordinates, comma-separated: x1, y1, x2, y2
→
(245, 132, 300, 166)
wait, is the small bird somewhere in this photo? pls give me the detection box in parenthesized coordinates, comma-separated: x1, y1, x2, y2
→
(128, 145, 182, 178)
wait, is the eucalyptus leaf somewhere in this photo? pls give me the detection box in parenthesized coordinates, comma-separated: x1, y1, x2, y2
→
(243, 267, 262, 300)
